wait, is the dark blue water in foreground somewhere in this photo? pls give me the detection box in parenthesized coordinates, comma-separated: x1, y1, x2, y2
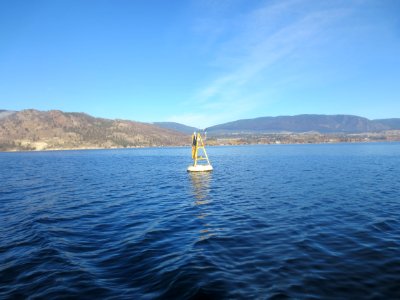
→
(1, 143, 400, 299)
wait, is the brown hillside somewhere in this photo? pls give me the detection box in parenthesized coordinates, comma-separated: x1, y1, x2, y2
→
(0, 109, 189, 151)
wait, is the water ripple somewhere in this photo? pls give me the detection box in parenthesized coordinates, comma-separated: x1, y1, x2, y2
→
(1, 144, 400, 299)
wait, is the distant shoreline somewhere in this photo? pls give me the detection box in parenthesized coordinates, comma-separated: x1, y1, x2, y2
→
(0, 144, 189, 153)
(1, 139, 399, 153)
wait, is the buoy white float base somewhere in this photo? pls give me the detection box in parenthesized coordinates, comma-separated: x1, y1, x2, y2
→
(187, 164, 213, 172)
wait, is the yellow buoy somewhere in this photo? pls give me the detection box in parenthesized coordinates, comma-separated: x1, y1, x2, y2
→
(187, 131, 213, 172)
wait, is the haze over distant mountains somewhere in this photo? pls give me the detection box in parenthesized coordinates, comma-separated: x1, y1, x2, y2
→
(205, 115, 400, 135)
(1, 109, 399, 151)
(0, 109, 16, 119)
(152, 122, 198, 135)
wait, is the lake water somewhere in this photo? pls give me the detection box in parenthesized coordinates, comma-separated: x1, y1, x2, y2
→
(1, 143, 400, 299)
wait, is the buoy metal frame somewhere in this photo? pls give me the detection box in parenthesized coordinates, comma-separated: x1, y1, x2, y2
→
(187, 132, 213, 172)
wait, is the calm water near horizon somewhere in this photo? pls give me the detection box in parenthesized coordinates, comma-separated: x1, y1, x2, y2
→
(1, 143, 400, 299)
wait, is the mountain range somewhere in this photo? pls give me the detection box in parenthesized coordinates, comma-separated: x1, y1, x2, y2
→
(0, 110, 187, 151)
(205, 114, 400, 135)
(1, 109, 399, 151)
(152, 122, 199, 135)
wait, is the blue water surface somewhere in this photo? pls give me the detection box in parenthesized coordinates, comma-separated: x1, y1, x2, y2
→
(1, 143, 400, 299)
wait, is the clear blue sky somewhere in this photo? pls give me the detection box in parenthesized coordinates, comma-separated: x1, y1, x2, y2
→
(1, 0, 399, 127)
